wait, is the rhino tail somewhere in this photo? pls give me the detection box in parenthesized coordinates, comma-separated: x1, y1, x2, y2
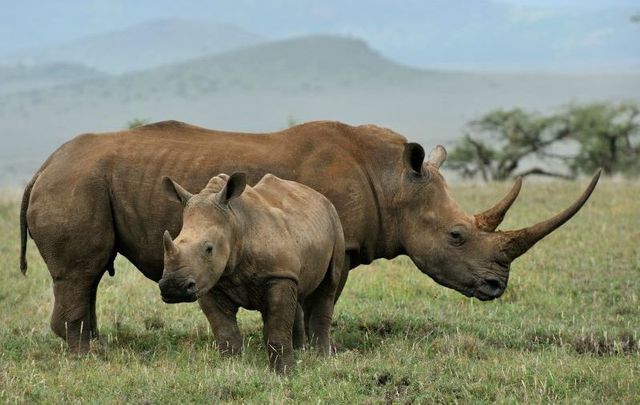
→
(19, 172, 39, 274)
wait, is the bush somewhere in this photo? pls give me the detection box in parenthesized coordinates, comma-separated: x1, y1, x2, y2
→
(126, 118, 150, 129)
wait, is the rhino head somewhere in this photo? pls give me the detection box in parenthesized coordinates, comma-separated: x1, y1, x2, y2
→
(395, 143, 600, 301)
(158, 173, 247, 303)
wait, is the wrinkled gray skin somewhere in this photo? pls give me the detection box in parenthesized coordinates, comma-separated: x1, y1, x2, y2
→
(160, 172, 345, 373)
(20, 120, 600, 352)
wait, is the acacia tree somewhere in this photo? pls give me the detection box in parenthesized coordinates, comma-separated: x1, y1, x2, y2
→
(448, 109, 572, 181)
(566, 103, 640, 175)
(449, 103, 640, 181)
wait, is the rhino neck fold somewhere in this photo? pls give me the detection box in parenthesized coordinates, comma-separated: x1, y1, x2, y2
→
(358, 156, 403, 264)
(223, 207, 245, 276)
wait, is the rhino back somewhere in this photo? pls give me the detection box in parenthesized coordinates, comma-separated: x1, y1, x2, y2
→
(234, 174, 339, 296)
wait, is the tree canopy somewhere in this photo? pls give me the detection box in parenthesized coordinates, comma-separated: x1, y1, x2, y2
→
(449, 103, 640, 180)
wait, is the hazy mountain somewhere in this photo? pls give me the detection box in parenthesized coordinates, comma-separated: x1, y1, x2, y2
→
(0, 62, 106, 95)
(0, 36, 424, 105)
(0, 1, 637, 72)
(1, 35, 639, 186)
(2, 19, 265, 74)
(8, 35, 637, 105)
(70, 35, 424, 97)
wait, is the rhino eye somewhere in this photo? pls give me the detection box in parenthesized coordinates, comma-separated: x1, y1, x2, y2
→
(448, 230, 465, 247)
(204, 243, 214, 256)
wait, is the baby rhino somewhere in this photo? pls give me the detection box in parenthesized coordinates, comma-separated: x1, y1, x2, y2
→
(159, 172, 345, 373)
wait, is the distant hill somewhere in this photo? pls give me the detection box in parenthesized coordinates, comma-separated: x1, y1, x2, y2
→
(2, 36, 425, 102)
(2, 19, 265, 74)
(0, 63, 106, 95)
(0, 35, 639, 186)
(9, 35, 638, 104)
(97, 35, 424, 96)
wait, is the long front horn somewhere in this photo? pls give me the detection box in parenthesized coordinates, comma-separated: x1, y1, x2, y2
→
(501, 170, 601, 260)
(475, 177, 523, 231)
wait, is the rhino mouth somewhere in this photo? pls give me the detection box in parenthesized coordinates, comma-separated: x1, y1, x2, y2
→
(159, 276, 198, 303)
(473, 278, 506, 301)
(161, 294, 198, 304)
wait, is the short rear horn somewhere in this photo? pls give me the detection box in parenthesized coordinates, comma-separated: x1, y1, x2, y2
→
(475, 177, 523, 232)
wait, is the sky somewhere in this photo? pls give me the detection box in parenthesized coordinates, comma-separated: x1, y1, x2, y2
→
(0, 0, 638, 71)
(498, 0, 636, 7)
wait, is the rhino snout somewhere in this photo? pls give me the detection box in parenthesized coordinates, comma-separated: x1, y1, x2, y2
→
(474, 277, 506, 301)
(159, 276, 197, 303)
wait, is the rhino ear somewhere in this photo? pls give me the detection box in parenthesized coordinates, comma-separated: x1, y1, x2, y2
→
(162, 176, 192, 206)
(403, 142, 425, 176)
(427, 145, 447, 169)
(218, 172, 247, 205)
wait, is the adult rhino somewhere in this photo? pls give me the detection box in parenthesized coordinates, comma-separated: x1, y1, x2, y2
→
(20, 120, 599, 352)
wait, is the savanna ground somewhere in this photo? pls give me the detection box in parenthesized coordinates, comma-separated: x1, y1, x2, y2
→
(0, 179, 638, 403)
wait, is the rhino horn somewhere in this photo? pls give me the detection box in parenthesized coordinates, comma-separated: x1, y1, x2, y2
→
(162, 176, 192, 206)
(163, 230, 178, 256)
(500, 170, 601, 261)
(474, 177, 523, 232)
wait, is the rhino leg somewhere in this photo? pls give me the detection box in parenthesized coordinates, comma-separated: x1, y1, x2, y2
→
(27, 176, 115, 352)
(262, 279, 297, 374)
(307, 300, 334, 356)
(46, 246, 113, 352)
(305, 280, 338, 356)
(33, 230, 113, 353)
(50, 272, 103, 352)
(292, 303, 305, 350)
(305, 248, 347, 356)
(198, 289, 243, 355)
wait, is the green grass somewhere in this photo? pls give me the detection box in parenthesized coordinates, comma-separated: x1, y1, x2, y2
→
(1, 179, 638, 403)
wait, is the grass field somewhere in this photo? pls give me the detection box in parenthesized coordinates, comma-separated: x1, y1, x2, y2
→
(1, 179, 638, 403)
